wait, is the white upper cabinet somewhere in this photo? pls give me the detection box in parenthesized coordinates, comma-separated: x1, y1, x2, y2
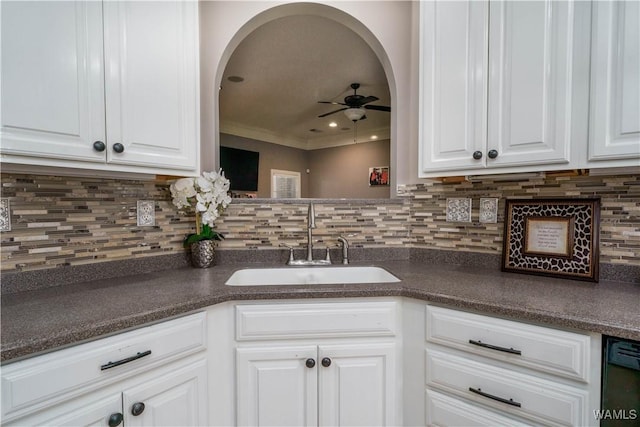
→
(588, 0, 640, 164)
(0, 1, 199, 176)
(419, 1, 488, 173)
(0, 2, 106, 163)
(102, 1, 199, 172)
(419, 1, 587, 177)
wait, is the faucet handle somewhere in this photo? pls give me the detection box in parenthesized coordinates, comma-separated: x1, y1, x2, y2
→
(324, 246, 331, 263)
(279, 243, 295, 264)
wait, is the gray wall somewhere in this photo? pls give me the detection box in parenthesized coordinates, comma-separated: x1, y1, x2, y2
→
(308, 139, 391, 199)
(221, 134, 390, 199)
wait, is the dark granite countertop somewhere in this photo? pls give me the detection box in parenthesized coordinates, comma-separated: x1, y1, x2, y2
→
(2, 260, 639, 363)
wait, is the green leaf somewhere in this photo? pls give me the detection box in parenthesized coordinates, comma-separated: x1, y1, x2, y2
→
(183, 224, 224, 248)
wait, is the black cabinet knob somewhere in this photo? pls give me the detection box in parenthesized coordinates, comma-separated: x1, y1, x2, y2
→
(108, 413, 123, 427)
(93, 141, 106, 152)
(321, 357, 332, 367)
(472, 151, 483, 160)
(305, 358, 316, 368)
(131, 402, 145, 416)
(112, 143, 125, 153)
(487, 149, 499, 159)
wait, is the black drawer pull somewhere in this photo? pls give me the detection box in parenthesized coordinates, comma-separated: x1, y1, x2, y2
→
(101, 350, 152, 370)
(469, 387, 521, 407)
(469, 339, 521, 355)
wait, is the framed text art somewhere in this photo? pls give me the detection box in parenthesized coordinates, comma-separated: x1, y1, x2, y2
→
(502, 198, 600, 282)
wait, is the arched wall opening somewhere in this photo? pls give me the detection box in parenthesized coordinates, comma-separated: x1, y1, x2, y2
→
(200, 2, 402, 197)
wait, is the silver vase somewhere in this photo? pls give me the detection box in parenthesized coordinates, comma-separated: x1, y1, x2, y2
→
(190, 240, 215, 268)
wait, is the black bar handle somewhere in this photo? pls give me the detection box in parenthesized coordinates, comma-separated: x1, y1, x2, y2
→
(101, 350, 152, 371)
(469, 339, 522, 355)
(469, 387, 521, 407)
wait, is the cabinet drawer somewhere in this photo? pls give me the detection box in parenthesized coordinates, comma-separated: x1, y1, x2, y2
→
(2, 312, 206, 419)
(235, 301, 397, 340)
(426, 305, 591, 382)
(427, 388, 531, 427)
(426, 348, 590, 427)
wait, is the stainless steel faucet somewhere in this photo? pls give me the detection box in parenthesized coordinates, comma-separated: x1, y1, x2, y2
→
(284, 203, 331, 265)
(307, 203, 316, 261)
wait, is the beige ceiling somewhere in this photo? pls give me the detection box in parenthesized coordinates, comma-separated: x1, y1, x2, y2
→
(219, 14, 391, 150)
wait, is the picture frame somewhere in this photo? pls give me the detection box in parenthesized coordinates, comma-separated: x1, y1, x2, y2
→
(502, 198, 600, 282)
(368, 166, 389, 186)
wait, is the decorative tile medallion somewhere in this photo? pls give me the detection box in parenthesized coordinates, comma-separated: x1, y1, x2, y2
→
(479, 198, 499, 223)
(137, 200, 156, 227)
(446, 198, 472, 222)
(0, 198, 10, 232)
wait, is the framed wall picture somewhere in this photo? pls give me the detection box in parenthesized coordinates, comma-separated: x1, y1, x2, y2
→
(369, 166, 389, 186)
(502, 198, 600, 282)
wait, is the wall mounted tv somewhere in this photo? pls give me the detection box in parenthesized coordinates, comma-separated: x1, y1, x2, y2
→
(220, 146, 259, 191)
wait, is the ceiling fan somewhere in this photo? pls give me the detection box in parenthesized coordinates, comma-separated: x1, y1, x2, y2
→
(318, 83, 391, 122)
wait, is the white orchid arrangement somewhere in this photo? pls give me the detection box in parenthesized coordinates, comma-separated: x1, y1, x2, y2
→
(170, 170, 232, 246)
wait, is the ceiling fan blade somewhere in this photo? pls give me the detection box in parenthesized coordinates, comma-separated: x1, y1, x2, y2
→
(318, 101, 347, 106)
(318, 107, 348, 118)
(364, 104, 391, 112)
(359, 96, 379, 105)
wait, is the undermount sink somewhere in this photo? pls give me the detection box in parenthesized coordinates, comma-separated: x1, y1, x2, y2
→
(225, 266, 401, 286)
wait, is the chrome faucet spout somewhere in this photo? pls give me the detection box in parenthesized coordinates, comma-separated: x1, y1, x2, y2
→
(308, 203, 316, 229)
(284, 203, 331, 265)
(307, 203, 315, 261)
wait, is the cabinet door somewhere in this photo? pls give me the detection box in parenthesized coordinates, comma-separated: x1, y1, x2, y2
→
(0, 1, 106, 163)
(486, 0, 573, 167)
(589, 0, 640, 162)
(122, 358, 208, 427)
(102, 1, 199, 171)
(4, 393, 122, 427)
(236, 346, 318, 426)
(318, 343, 397, 427)
(419, 0, 488, 173)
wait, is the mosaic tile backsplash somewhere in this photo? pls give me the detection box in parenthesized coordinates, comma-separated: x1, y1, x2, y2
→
(1, 172, 638, 273)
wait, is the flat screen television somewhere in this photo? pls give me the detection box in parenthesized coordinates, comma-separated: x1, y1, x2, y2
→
(219, 146, 259, 191)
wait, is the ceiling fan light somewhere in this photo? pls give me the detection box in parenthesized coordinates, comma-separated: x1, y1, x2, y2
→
(344, 108, 365, 122)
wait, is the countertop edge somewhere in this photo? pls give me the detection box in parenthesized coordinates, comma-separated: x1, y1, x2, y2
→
(3, 276, 638, 363)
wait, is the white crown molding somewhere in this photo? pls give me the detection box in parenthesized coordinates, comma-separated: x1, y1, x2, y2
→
(305, 126, 391, 150)
(220, 121, 308, 150)
(221, 121, 391, 150)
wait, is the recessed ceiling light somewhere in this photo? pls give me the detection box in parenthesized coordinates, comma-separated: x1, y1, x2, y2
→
(371, 135, 378, 140)
(329, 122, 337, 127)
(227, 76, 244, 83)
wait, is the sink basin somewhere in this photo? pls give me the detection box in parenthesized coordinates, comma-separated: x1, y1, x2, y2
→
(225, 266, 401, 286)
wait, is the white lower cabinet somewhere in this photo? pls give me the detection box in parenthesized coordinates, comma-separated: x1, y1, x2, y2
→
(1, 312, 208, 426)
(231, 299, 401, 427)
(425, 305, 601, 427)
(426, 388, 529, 427)
(236, 343, 396, 427)
(9, 357, 208, 427)
(121, 358, 207, 427)
(2, 298, 605, 427)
